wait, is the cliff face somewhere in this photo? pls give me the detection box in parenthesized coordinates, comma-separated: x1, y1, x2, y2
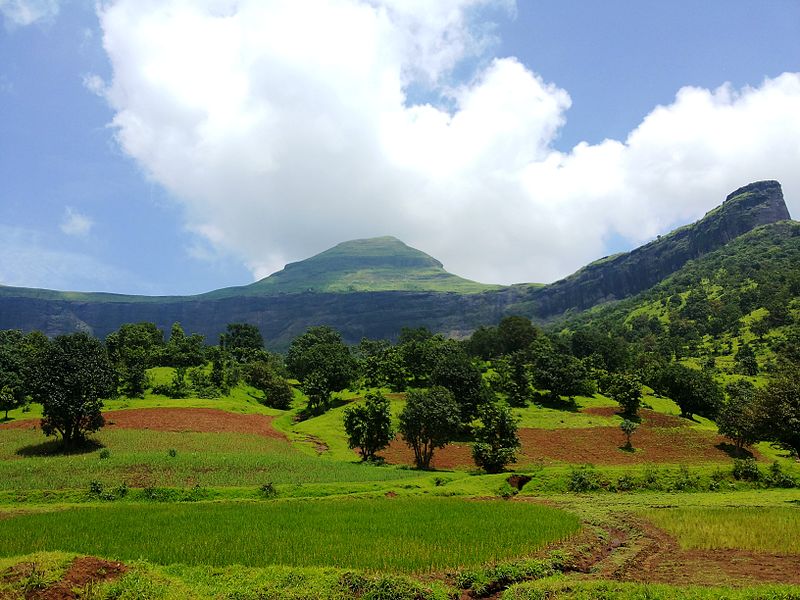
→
(0, 181, 791, 347)
(522, 180, 790, 318)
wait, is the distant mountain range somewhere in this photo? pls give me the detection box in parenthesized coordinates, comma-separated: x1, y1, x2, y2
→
(0, 180, 792, 349)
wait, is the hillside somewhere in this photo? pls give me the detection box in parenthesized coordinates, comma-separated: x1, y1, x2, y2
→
(0, 180, 793, 347)
(203, 236, 501, 297)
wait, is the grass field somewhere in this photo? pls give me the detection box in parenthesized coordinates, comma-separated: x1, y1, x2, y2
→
(643, 506, 800, 554)
(0, 497, 580, 573)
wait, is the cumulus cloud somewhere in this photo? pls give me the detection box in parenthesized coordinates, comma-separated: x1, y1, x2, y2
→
(60, 207, 94, 237)
(96, 0, 800, 285)
(0, 0, 60, 27)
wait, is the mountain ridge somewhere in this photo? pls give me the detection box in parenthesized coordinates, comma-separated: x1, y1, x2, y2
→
(0, 180, 792, 347)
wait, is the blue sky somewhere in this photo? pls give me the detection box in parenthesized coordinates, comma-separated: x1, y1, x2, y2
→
(1, 0, 799, 294)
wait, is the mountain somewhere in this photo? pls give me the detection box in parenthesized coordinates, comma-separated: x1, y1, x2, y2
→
(202, 236, 500, 297)
(0, 181, 792, 348)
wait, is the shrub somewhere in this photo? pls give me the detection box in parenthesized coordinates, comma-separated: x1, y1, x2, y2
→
(472, 400, 521, 473)
(98, 448, 110, 460)
(765, 461, 797, 488)
(168, 448, 177, 458)
(732, 458, 761, 481)
(568, 465, 604, 492)
(259, 482, 277, 498)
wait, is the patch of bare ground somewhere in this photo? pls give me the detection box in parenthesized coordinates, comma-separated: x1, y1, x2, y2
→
(379, 438, 474, 469)
(1, 408, 288, 441)
(2, 557, 126, 600)
(517, 425, 748, 465)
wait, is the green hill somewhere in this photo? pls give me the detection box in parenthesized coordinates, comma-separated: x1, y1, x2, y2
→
(202, 236, 502, 297)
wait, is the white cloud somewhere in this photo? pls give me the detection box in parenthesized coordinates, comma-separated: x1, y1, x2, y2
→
(0, 225, 131, 292)
(96, 0, 800, 286)
(0, 0, 60, 27)
(60, 206, 94, 237)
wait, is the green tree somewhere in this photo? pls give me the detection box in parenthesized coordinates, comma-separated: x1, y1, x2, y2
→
(286, 326, 356, 397)
(609, 373, 643, 417)
(219, 323, 264, 363)
(471, 400, 520, 473)
(0, 330, 27, 419)
(492, 350, 532, 407)
(165, 323, 206, 393)
(718, 380, 760, 452)
(655, 364, 723, 420)
(497, 316, 538, 354)
(29, 333, 116, 447)
(106, 322, 164, 397)
(302, 371, 332, 413)
(757, 367, 800, 456)
(245, 361, 293, 409)
(620, 419, 639, 450)
(734, 343, 759, 376)
(398, 386, 461, 469)
(343, 391, 394, 461)
(429, 342, 486, 422)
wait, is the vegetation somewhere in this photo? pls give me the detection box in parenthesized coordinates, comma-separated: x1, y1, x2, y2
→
(472, 400, 521, 473)
(398, 387, 461, 469)
(343, 391, 394, 461)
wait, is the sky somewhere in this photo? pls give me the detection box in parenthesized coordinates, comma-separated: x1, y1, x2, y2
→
(1, 0, 799, 295)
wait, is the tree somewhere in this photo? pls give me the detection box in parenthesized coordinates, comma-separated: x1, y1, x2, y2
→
(429, 342, 486, 422)
(620, 419, 639, 450)
(497, 316, 538, 354)
(302, 371, 332, 413)
(106, 322, 164, 397)
(757, 367, 800, 456)
(398, 387, 461, 469)
(29, 333, 116, 447)
(734, 343, 759, 376)
(165, 323, 206, 393)
(343, 391, 394, 461)
(245, 361, 293, 409)
(609, 373, 643, 417)
(492, 350, 532, 407)
(530, 340, 594, 403)
(718, 380, 760, 452)
(220, 323, 264, 363)
(655, 364, 723, 420)
(471, 400, 520, 473)
(286, 326, 356, 397)
(0, 330, 27, 419)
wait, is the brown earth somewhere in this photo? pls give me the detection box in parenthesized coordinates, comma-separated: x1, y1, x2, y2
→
(1, 556, 126, 600)
(583, 407, 689, 428)
(1, 408, 288, 441)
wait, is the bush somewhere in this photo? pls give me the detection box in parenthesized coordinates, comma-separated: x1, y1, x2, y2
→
(99, 448, 110, 460)
(732, 458, 761, 481)
(259, 482, 277, 498)
(568, 465, 604, 492)
(765, 461, 797, 488)
(471, 400, 520, 473)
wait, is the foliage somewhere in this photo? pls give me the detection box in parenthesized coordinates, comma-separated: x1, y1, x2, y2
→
(653, 363, 723, 420)
(165, 323, 206, 391)
(0, 329, 27, 419)
(608, 372, 642, 417)
(287, 326, 356, 410)
(106, 322, 164, 397)
(471, 400, 520, 473)
(619, 419, 638, 449)
(342, 391, 394, 461)
(718, 380, 760, 451)
(398, 387, 461, 469)
(219, 323, 264, 363)
(734, 342, 759, 375)
(756, 366, 800, 456)
(429, 341, 486, 422)
(28, 333, 116, 447)
(491, 351, 532, 407)
(245, 361, 294, 409)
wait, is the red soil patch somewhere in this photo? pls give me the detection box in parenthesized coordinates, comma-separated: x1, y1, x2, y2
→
(1, 408, 287, 441)
(379, 437, 474, 469)
(103, 408, 287, 440)
(2, 556, 127, 600)
(583, 407, 688, 429)
(518, 426, 740, 465)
